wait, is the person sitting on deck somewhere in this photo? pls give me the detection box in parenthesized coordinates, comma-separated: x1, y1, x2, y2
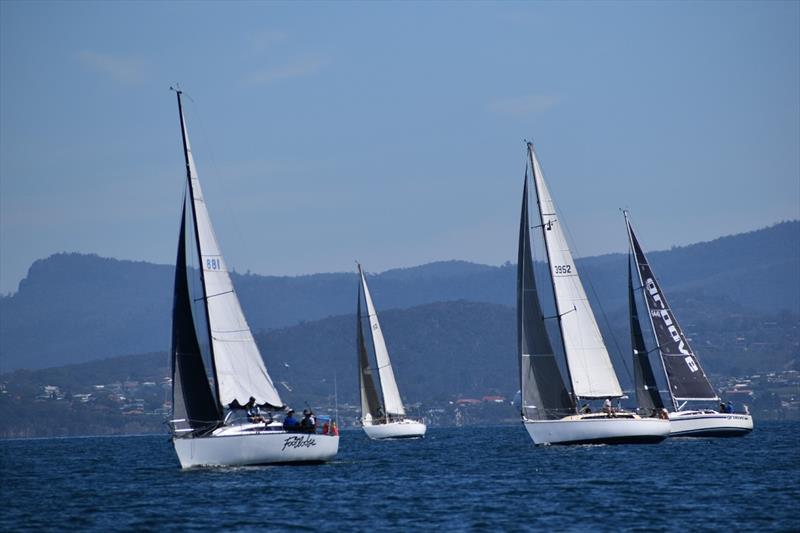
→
(580, 403, 591, 414)
(283, 409, 299, 431)
(719, 402, 727, 413)
(246, 397, 265, 423)
(726, 401, 734, 414)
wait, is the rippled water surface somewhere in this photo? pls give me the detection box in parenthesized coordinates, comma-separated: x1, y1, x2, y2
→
(1, 422, 798, 531)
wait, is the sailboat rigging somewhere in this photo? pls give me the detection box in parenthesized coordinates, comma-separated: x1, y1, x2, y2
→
(168, 89, 339, 467)
(356, 263, 426, 439)
(518, 142, 670, 445)
(624, 210, 753, 437)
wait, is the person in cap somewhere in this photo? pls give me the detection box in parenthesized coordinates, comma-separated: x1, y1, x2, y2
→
(283, 409, 299, 431)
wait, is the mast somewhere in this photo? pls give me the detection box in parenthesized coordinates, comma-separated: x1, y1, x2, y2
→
(527, 144, 577, 406)
(173, 88, 283, 410)
(356, 270, 384, 422)
(175, 89, 223, 409)
(624, 210, 674, 411)
(626, 237, 666, 411)
(518, 168, 575, 420)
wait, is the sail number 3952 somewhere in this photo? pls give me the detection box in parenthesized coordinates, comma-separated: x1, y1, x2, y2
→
(553, 265, 572, 274)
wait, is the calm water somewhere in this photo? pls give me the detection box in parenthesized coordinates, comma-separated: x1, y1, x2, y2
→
(1, 422, 798, 531)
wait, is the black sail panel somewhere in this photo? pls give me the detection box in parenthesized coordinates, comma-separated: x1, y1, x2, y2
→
(171, 201, 223, 434)
(518, 175, 575, 420)
(357, 284, 384, 421)
(628, 258, 665, 411)
(629, 225, 717, 401)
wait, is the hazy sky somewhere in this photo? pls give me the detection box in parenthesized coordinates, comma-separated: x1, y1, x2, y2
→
(1, 1, 798, 294)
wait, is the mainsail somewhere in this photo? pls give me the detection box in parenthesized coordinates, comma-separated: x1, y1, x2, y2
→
(625, 215, 718, 403)
(357, 282, 384, 423)
(358, 265, 406, 417)
(518, 173, 576, 420)
(528, 143, 623, 399)
(176, 91, 283, 409)
(628, 256, 665, 411)
(171, 200, 223, 433)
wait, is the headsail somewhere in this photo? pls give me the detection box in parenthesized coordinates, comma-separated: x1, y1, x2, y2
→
(357, 281, 384, 423)
(171, 199, 223, 433)
(625, 216, 718, 403)
(176, 91, 283, 409)
(628, 253, 665, 411)
(528, 143, 622, 399)
(358, 265, 406, 417)
(518, 172, 576, 420)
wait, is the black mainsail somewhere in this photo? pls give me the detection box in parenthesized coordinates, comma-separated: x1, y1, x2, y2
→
(625, 215, 717, 405)
(357, 282, 384, 422)
(518, 172, 575, 420)
(171, 200, 223, 434)
(628, 256, 665, 411)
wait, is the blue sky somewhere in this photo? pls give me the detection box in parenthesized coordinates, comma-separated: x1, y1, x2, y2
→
(1, 1, 798, 294)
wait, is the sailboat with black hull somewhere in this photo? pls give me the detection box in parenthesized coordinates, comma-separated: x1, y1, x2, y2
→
(518, 143, 670, 445)
(623, 211, 753, 437)
(356, 263, 426, 439)
(168, 89, 338, 467)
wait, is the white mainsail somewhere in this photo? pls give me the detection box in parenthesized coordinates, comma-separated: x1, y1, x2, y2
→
(180, 110, 283, 408)
(528, 144, 622, 399)
(359, 267, 406, 416)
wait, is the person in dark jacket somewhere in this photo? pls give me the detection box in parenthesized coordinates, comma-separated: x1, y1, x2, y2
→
(300, 409, 316, 433)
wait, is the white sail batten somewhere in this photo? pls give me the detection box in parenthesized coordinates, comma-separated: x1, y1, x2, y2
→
(529, 146, 623, 399)
(181, 112, 283, 408)
(359, 269, 406, 416)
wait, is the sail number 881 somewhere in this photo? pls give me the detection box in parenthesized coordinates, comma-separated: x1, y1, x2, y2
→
(206, 258, 221, 270)
(553, 265, 572, 274)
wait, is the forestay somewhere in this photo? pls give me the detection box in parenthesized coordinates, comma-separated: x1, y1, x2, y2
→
(357, 282, 384, 423)
(528, 143, 622, 399)
(517, 174, 576, 420)
(628, 255, 665, 411)
(178, 100, 283, 409)
(626, 218, 717, 402)
(358, 266, 406, 416)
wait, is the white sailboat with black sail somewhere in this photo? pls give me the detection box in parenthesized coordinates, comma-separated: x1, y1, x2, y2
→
(356, 263, 426, 439)
(517, 143, 670, 445)
(168, 89, 338, 467)
(624, 211, 753, 437)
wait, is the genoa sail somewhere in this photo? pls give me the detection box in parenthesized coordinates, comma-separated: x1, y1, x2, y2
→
(357, 282, 384, 423)
(528, 143, 623, 399)
(358, 265, 406, 417)
(626, 216, 718, 402)
(171, 200, 223, 433)
(176, 91, 283, 409)
(628, 255, 665, 411)
(518, 173, 576, 420)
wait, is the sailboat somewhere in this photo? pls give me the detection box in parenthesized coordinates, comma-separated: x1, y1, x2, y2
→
(517, 142, 670, 445)
(623, 211, 753, 437)
(168, 89, 338, 467)
(356, 263, 426, 439)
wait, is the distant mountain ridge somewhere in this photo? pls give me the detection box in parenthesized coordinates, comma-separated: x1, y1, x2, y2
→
(0, 220, 797, 371)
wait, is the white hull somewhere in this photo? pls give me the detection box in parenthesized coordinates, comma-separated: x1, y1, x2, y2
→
(668, 410, 753, 437)
(362, 419, 427, 440)
(523, 414, 670, 445)
(173, 425, 339, 468)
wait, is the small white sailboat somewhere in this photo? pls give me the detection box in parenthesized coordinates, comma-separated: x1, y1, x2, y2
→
(517, 143, 670, 445)
(168, 89, 338, 467)
(356, 263, 426, 439)
(624, 211, 753, 437)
